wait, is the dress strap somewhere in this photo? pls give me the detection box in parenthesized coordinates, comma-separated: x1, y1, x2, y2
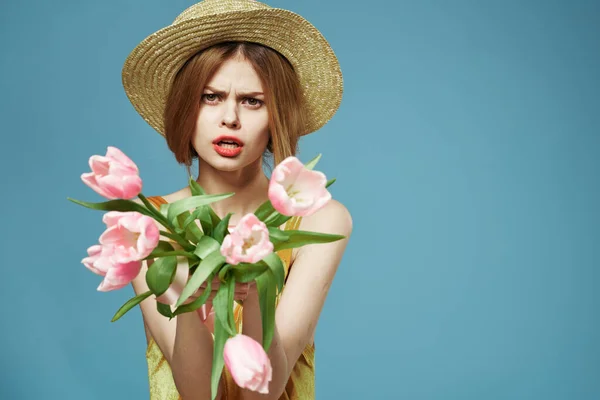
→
(146, 195, 168, 209)
(284, 215, 303, 231)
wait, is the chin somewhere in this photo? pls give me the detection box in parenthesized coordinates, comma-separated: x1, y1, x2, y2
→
(198, 153, 244, 172)
(213, 161, 245, 172)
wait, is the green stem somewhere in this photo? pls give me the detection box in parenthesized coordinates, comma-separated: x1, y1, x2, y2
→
(138, 193, 177, 231)
(262, 210, 277, 224)
(218, 264, 233, 282)
(139, 194, 195, 251)
(159, 230, 195, 252)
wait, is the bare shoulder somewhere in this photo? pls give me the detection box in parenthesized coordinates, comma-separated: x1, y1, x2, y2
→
(300, 198, 353, 235)
(290, 198, 353, 266)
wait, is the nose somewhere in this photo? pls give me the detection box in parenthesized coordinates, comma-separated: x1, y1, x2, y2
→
(220, 103, 240, 129)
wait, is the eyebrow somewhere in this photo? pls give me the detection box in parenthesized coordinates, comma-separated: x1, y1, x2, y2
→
(204, 85, 264, 97)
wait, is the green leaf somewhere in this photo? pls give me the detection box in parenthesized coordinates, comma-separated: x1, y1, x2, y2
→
(210, 314, 229, 400)
(188, 178, 205, 196)
(137, 193, 172, 225)
(156, 302, 173, 319)
(158, 203, 170, 219)
(165, 193, 234, 223)
(172, 272, 215, 316)
(198, 206, 213, 237)
(256, 270, 276, 352)
(177, 210, 204, 243)
(176, 251, 225, 307)
(268, 227, 290, 245)
(181, 208, 202, 230)
(146, 256, 178, 296)
(158, 231, 195, 252)
(141, 250, 197, 261)
(189, 178, 223, 226)
(254, 200, 275, 221)
(67, 197, 153, 215)
(304, 153, 322, 170)
(155, 240, 175, 252)
(213, 213, 233, 244)
(143, 240, 175, 258)
(217, 264, 233, 282)
(232, 263, 268, 283)
(227, 274, 236, 332)
(264, 212, 292, 228)
(111, 290, 152, 322)
(273, 229, 346, 252)
(208, 208, 222, 228)
(213, 273, 236, 336)
(261, 253, 285, 294)
(326, 178, 336, 188)
(193, 235, 221, 260)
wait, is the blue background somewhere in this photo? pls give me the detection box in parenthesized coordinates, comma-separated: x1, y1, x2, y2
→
(1, 0, 599, 399)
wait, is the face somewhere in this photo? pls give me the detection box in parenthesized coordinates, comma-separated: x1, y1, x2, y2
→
(193, 56, 270, 172)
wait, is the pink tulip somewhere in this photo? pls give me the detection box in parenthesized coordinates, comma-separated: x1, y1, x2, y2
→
(81, 244, 110, 276)
(81, 211, 158, 292)
(99, 211, 160, 263)
(81, 243, 143, 291)
(81, 146, 142, 199)
(220, 214, 273, 265)
(268, 156, 331, 217)
(224, 334, 273, 394)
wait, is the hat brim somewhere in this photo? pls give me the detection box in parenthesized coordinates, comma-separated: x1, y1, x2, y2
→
(122, 8, 343, 137)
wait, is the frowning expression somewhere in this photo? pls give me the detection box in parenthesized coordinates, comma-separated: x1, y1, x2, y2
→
(193, 56, 270, 171)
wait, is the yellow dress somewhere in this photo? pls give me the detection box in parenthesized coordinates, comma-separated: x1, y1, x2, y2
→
(145, 196, 315, 399)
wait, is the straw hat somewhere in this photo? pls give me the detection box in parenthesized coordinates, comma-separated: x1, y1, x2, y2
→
(122, 0, 343, 137)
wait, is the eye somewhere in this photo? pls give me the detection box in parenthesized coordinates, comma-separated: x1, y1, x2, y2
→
(202, 93, 219, 103)
(244, 97, 263, 108)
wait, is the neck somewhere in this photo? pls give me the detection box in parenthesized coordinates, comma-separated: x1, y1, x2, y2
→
(191, 158, 270, 224)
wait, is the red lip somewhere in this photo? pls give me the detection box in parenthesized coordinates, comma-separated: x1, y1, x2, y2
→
(212, 135, 244, 146)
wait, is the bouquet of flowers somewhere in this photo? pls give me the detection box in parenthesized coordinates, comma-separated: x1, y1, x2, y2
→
(68, 146, 345, 399)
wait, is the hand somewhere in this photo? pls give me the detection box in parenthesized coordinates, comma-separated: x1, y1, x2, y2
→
(195, 276, 257, 303)
(193, 278, 258, 334)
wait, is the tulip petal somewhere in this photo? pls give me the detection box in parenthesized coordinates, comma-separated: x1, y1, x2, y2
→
(121, 175, 143, 199)
(89, 155, 110, 176)
(276, 157, 304, 184)
(104, 260, 141, 285)
(99, 225, 132, 247)
(268, 183, 295, 216)
(98, 174, 128, 199)
(268, 156, 332, 218)
(97, 279, 128, 292)
(220, 214, 273, 265)
(106, 146, 139, 172)
(81, 245, 107, 276)
(102, 211, 128, 228)
(81, 172, 114, 198)
(81, 147, 142, 200)
(224, 334, 272, 393)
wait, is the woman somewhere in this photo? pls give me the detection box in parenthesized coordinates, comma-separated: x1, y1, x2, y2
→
(122, 1, 352, 399)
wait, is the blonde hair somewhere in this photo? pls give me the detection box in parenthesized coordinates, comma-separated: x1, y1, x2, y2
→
(163, 41, 308, 178)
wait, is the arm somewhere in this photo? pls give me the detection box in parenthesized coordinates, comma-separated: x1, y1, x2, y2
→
(130, 199, 224, 399)
(131, 262, 222, 399)
(238, 199, 353, 399)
